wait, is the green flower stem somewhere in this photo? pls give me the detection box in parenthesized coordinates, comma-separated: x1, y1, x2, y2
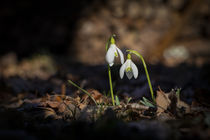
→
(127, 50, 156, 103)
(106, 34, 116, 106)
(68, 80, 98, 105)
(108, 65, 115, 106)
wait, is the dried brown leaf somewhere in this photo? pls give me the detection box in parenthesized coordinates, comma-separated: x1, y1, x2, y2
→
(42, 107, 57, 119)
(57, 103, 66, 113)
(157, 112, 175, 121)
(156, 88, 191, 116)
(46, 101, 61, 108)
(55, 96, 62, 102)
(177, 99, 191, 113)
(156, 90, 170, 115)
(87, 89, 102, 101)
(128, 103, 149, 110)
(81, 89, 103, 104)
(78, 103, 87, 110)
(74, 95, 81, 104)
(168, 92, 178, 115)
(31, 107, 57, 119)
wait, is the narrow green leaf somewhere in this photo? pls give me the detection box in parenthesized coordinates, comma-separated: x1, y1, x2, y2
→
(127, 97, 132, 104)
(140, 97, 155, 108)
(68, 80, 98, 105)
(115, 95, 120, 106)
(175, 88, 181, 99)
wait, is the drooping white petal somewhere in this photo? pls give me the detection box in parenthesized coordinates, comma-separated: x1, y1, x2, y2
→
(119, 62, 127, 79)
(131, 61, 138, 79)
(126, 71, 133, 79)
(110, 44, 118, 57)
(105, 46, 115, 66)
(116, 47, 124, 64)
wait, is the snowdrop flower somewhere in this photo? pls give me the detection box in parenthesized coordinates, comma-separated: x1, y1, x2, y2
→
(105, 37, 124, 66)
(120, 54, 138, 79)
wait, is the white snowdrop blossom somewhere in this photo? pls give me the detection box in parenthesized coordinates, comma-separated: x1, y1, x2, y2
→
(120, 54, 138, 79)
(105, 38, 124, 66)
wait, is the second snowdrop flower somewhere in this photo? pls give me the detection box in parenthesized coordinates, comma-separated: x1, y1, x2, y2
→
(105, 37, 124, 66)
(120, 53, 138, 79)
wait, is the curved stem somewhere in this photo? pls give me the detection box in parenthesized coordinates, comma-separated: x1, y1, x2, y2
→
(127, 50, 156, 103)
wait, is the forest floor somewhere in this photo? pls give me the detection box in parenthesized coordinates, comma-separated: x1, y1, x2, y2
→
(0, 54, 210, 140)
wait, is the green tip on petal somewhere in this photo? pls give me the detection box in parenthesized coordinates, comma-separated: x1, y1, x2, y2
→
(126, 67, 132, 72)
(110, 36, 115, 44)
(127, 53, 131, 59)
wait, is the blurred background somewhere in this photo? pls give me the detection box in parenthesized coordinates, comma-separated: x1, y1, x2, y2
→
(0, 0, 210, 98)
(0, 0, 210, 66)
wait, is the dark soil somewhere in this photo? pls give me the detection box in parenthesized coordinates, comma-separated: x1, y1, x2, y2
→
(0, 55, 210, 140)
